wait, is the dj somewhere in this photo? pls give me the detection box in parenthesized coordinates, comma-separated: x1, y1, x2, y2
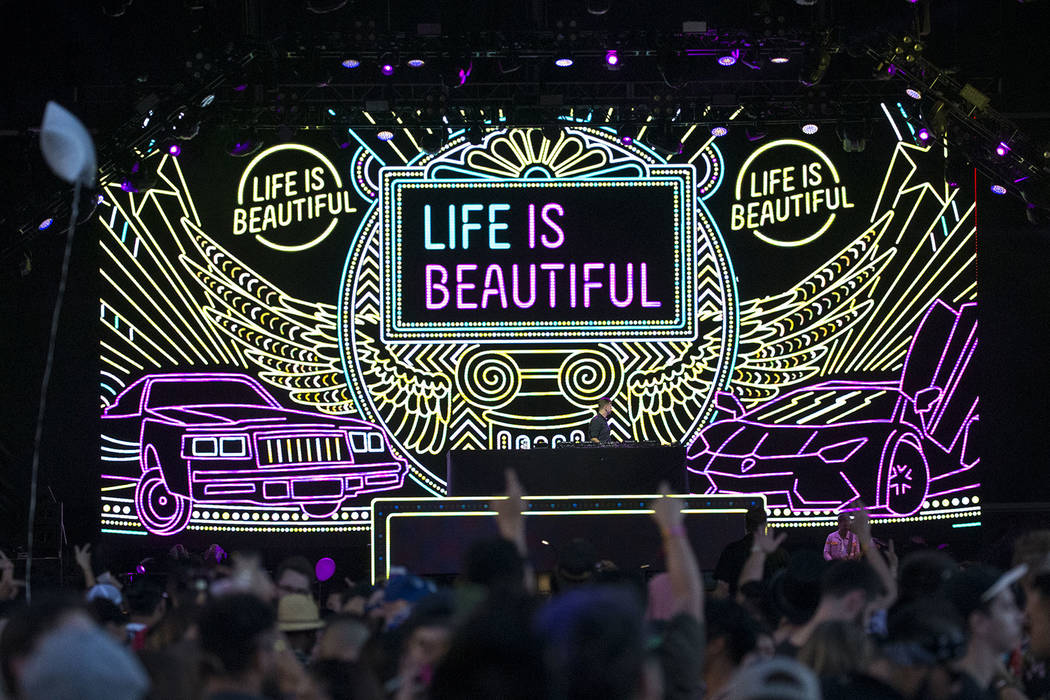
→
(588, 397, 614, 444)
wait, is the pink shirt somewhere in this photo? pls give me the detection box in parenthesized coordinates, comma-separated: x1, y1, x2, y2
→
(824, 530, 860, 561)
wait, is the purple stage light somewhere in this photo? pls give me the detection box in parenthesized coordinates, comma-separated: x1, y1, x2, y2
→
(620, 135, 633, 145)
(38, 218, 53, 230)
(917, 128, 931, 142)
(710, 126, 728, 137)
(315, 557, 336, 581)
(605, 50, 620, 67)
(905, 88, 922, 99)
(554, 57, 574, 67)
(380, 63, 395, 76)
(120, 180, 135, 193)
(377, 130, 394, 141)
(717, 52, 738, 67)
(168, 143, 182, 156)
(407, 58, 425, 68)
(990, 184, 1007, 195)
(770, 56, 790, 64)
(801, 123, 819, 135)
(341, 58, 360, 69)
(995, 141, 1010, 156)
(233, 83, 248, 92)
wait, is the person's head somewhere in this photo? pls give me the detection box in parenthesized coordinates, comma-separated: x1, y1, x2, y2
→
(396, 592, 456, 678)
(87, 597, 128, 643)
(429, 595, 547, 700)
(817, 560, 884, 624)
(744, 506, 767, 535)
(275, 556, 314, 598)
(771, 550, 827, 626)
(880, 599, 968, 700)
(324, 579, 351, 614)
(1013, 530, 1050, 591)
(896, 549, 958, 605)
(537, 585, 652, 700)
(276, 593, 324, 656)
(836, 513, 852, 534)
(310, 659, 383, 700)
(597, 397, 613, 417)
(723, 657, 820, 700)
(0, 593, 87, 697)
(198, 593, 278, 686)
(314, 614, 371, 663)
(124, 577, 166, 625)
(554, 538, 598, 593)
(797, 619, 875, 678)
(703, 599, 759, 674)
(943, 564, 1026, 656)
(1025, 569, 1050, 661)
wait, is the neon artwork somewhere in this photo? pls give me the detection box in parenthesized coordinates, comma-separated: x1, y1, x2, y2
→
(101, 372, 408, 535)
(686, 300, 978, 517)
(95, 101, 976, 535)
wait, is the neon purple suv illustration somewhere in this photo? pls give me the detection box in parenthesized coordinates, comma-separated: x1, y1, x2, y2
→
(686, 300, 978, 516)
(102, 373, 409, 535)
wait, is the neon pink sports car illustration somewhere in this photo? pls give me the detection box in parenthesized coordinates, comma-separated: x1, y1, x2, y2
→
(102, 373, 408, 535)
(686, 300, 978, 516)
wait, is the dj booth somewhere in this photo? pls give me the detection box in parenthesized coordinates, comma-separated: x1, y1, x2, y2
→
(368, 444, 760, 582)
(445, 443, 688, 496)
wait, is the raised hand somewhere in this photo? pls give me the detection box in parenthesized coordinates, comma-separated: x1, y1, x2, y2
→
(753, 526, 787, 555)
(651, 481, 684, 535)
(74, 543, 92, 571)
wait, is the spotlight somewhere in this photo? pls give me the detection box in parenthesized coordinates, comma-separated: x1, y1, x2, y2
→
(770, 55, 791, 64)
(499, 51, 522, 74)
(905, 87, 922, 100)
(587, 0, 610, 14)
(799, 42, 831, 87)
(617, 123, 640, 145)
(38, 218, 53, 231)
(745, 127, 767, 142)
(717, 50, 739, 67)
(167, 143, 182, 156)
(604, 50, 621, 70)
(119, 158, 157, 193)
(377, 129, 395, 141)
(644, 124, 683, 157)
(801, 122, 819, 135)
(554, 56, 574, 68)
(379, 52, 396, 76)
(341, 57, 361, 69)
(710, 125, 728, 137)
(407, 58, 426, 68)
(226, 134, 263, 157)
(331, 126, 352, 149)
(421, 130, 445, 154)
(171, 108, 200, 140)
(199, 94, 215, 108)
(990, 184, 1007, 195)
(917, 128, 931, 142)
(995, 141, 1010, 157)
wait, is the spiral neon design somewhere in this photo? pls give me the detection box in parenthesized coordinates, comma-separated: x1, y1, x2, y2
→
(457, 350, 521, 409)
(558, 350, 621, 406)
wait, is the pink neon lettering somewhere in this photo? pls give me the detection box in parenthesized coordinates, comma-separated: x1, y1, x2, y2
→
(583, 263, 604, 308)
(425, 265, 449, 309)
(456, 264, 478, 309)
(640, 263, 661, 308)
(540, 263, 564, 308)
(528, 203, 536, 249)
(609, 263, 634, 308)
(481, 264, 508, 309)
(569, 263, 577, 308)
(540, 203, 565, 248)
(512, 264, 536, 308)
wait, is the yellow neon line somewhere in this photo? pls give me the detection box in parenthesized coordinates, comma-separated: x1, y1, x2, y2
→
(101, 483, 136, 492)
(101, 229, 224, 365)
(100, 337, 153, 370)
(254, 217, 342, 252)
(100, 353, 131, 375)
(97, 283, 178, 366)
(753, 213, 836, 248)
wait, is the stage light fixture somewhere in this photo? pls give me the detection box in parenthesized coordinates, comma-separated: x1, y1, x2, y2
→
(801, 122, 819, 135)
(996, 141, 1010, 156)
(341, 57, 361, 69)
(119, 158, 157, 193)
(710, 125, 728, 137)
(467, 124, 485, 145)
(644, 124, 684, 157)
(617, 123, 640, 145)
(199, 94, 215, 108)
(906, 87, 922, 100)
(407, 58, 426, 68)
(587, 0, 610, 14)
(331, 126, 352, 150)
(379, 53, 396, 76)
(799, 43, 831, 87)
(554, 56, 575, 68)
(604, 50, 621, 70)
(377, 129, 395, 142)
(38, 218, 53, 231)
(170, 108, 200, 141)
(990, 184, 1007, 195)
(421, 130, 445, 154)
(838, 123, 867, 153)
(770, 55, 791, 64)
(167, 143, 182, 156)
(306, 0, 348, 13)
(226, 135, 263, 157)
(717, 50, 739, 67)
(917, 128, 931, 142)
(745, 127, 767, 142)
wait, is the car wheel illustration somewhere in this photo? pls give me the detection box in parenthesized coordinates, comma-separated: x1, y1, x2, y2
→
(879, 431, 929, 517)
(300, 501, 342, 519)
(135, 467, 192, 535)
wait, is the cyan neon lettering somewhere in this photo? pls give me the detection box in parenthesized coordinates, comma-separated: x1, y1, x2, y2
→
(461, 204, 484, 249)
(488, 203, 511, 250)
(423, 205, 445, 250)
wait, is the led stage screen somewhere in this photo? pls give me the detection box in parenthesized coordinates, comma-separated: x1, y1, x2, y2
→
(96, 103, 978, 538)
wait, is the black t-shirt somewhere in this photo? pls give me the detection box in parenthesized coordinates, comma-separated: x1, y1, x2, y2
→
(713, 534, 754, 595)
(588, 412, 611, 443)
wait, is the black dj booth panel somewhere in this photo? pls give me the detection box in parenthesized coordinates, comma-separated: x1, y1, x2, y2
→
(446, 444, 687, 496)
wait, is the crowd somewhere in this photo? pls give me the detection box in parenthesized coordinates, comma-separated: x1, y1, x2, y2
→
(0, 471, 1048, 700)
